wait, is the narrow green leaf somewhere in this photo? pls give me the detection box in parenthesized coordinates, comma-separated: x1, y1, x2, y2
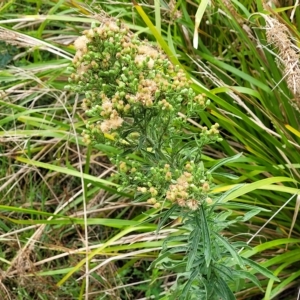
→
(222, 202, 270, 212)
(15, 156, 118, 187)
(242, 238, 300, 259)
(241, 257, 280, 282)
(269, 269, 300, 299)
(0, 205, 63, 217)
(150, 246, 188, 270)
(223, 177, 297, 202)
(214, 184, 246, 205)
(3, 216, 154, 229)
(209, 153, 243, 173)
(187, 227, 201, 271)
(213, 232, 244, 267)
(235, 270, 263, 292)
(156, 204, 178, 233)
(154, 0, 161, 35)
(181, 269, 199, 300)
(215, 276, 236, 300)
(241, 209, 262, 222)
(264, 257, 300, 299)
(199, 206, 212, 267)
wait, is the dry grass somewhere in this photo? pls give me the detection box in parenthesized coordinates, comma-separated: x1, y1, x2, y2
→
(264, 15, 300, 111)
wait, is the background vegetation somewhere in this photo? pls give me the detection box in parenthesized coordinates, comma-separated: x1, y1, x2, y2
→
(0, 0, 299, 299)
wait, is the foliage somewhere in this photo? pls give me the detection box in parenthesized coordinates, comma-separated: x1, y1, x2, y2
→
(0, 0, 299, 299)
(66, 20, 278, 299)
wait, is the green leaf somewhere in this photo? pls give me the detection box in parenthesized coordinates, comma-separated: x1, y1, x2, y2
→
(215, 276, 236, 300)
(209, 153, 243, 173)
(242, 238, 300, 259)
(181, 269, 199, 300)
(151, 246, 188, 270)
(268, 269, 300, 299)
(241, 209, 262, 222)
(0, 205, 63, 217)
(241, 257, 280, 282)
(235, 270, 263, 292)
(199, 206, 212, 267)
(187, 227, 201, 271)
(156, 204, 178, 233)
(213, 232, 244, 267)
(223, 177, 297, 202)
(15, 156, 121, 193)
(3, 216, 155, 229)
(214, 184, 246, 205)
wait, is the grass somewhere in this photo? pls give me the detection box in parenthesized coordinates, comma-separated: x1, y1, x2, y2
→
(0, 0, 299, 299)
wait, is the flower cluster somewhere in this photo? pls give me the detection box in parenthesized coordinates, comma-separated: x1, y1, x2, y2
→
(116, 159, 213, 211)
(67, 19, 221, 211)
(200, 122, 221, 144)
(66, 20, 211, 147)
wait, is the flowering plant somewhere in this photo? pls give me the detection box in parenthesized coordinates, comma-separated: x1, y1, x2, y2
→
(66, 19, 278, 299)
